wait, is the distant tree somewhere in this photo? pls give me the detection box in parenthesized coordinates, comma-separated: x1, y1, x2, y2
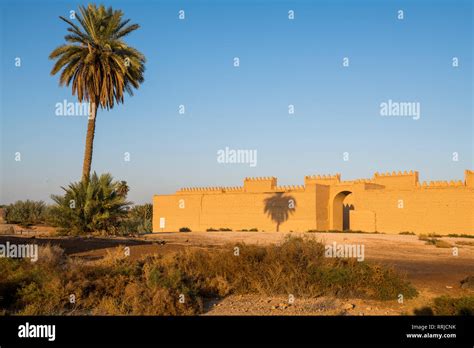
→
(4, 200, 47, 227)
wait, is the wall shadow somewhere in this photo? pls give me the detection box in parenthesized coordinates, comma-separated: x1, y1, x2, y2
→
(263, 193, 297, 232)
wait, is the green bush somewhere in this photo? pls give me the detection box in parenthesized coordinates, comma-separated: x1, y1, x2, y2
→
(48, 173, 131, 235)
(116, 204, 153, 235)
(4, 200, 47, 227)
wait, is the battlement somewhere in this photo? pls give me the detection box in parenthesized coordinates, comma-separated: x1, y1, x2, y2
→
(305, 174, 341, 186)
(419, 180, 465, 188)
(244, 176, 277, 192)
(341, 178, 375, 184)
(373, 170, 419, 188)
(177, 186, 225, 194)
(275, 185, 305, 192)
(175, 170, 472, 194)
(223, 186, 244, 192)
(374, 170, 417, 177)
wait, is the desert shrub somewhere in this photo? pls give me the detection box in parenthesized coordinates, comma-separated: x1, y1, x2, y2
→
(0, 245, 201, 316)
(448, 234, 474, 239)
(179, 227, 191, 232)
(170, 236, 417, 301)
(206, 228, 217, 232)
(4, 200, 47, 227)
(419, 235, 452, 248)
(419, 234, 438, 245)
(0, 244, 68, 314)
(434, 240, 452, 248)
(0, 236, 417, 315)
(415, 296, 474, 316)
(249, 228, 258, 232)
(308, 230, 381, 234)
(218, 228, 232, 231)
(399, 231, 415, 235)
(419, 233, 442, 239)
(48, 173, 131, 235)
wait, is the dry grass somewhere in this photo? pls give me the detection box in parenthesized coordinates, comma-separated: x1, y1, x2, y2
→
(414, 296, 474, 315)
(0, 237, 417, 315)
(456, 240, 474, 246)
(170, 236, 416, 300)
(418, 235, 452, 248)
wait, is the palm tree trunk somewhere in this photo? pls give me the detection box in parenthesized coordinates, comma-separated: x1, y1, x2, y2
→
(82, 102, 98, 182)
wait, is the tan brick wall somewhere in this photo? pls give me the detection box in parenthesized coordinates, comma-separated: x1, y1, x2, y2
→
(153, 172, 474, 235)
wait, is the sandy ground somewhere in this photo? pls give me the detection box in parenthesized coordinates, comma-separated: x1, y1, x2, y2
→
(1, 230, 473, 315)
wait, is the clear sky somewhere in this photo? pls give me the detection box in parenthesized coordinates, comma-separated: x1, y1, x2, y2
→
(0, 0, 472, 204)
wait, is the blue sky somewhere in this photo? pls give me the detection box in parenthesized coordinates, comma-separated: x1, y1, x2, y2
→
(0, 0, 472, 204)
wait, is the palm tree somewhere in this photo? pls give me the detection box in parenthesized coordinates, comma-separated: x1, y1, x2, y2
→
(49, 4, 146, 182)
(116, 180, 129, 198)
(49, 172, 131, 234)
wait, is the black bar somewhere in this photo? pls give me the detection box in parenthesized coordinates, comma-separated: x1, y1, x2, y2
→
(0, 316, 472, 346)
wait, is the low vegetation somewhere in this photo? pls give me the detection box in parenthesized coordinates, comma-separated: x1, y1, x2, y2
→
(2, 175, 153, 236)
(118, 204, 153, 235)
(307, 230, 381, 234)
(4, 200, 48, 227)
(414, 296, 474, 315)
(447, 234, 474, 239)
(418, 234, 452, 248)
(0, 236, 417, 315)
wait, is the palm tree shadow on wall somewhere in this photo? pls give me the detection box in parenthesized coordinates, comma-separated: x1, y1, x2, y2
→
(263, 193, 297, 232)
